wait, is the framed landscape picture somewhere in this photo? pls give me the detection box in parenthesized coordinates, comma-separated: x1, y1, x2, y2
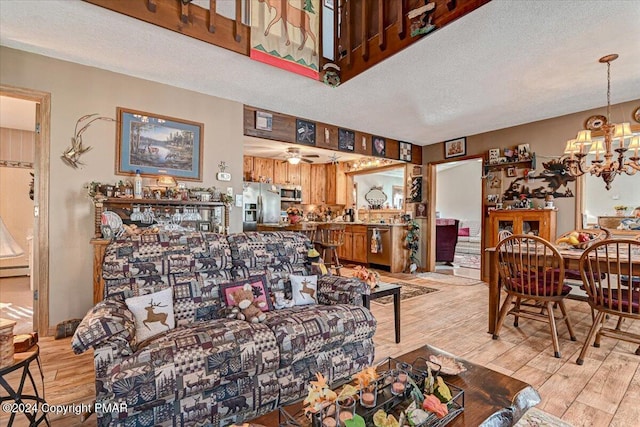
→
(444, 137, 466, 159)
(116, 108, 203, 181)
(338, 128, 355, 152)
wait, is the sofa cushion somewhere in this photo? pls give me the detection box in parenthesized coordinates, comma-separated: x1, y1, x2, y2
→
(125, 287, 176, 343)
(264, 304, 376, 367)
(102, 231, 233, 280)
(290, 274, 318, 306)
(458, 227, 470, 237)
(71, 298, 135, 354)
(227, 232, 310, 294)
(109, 319, 280, 409)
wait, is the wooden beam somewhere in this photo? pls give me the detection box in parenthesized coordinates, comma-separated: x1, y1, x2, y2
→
(234, 0, 242, 42)
(378, 0, 385, 50)
(361, 0, 369, 60)
(208, 0, 216, 32)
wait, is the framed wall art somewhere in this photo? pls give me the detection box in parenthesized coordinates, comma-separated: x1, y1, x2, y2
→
(255, 111, 273, 131)
(338, 128, 355, 152)
(444, 137, 466, 159)
(116, 107, 203, 181)
(372, 136, 386, 157)
(296, 119, 316, 145)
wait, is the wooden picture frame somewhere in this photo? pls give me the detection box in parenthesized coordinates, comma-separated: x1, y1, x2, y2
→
(116, 107, 203, 181)
(255, 111, 273, 131)
(415, 202, 427, 218)
(296, 119, 316, 145)
(444, 137, 466, 159)
(338, 128, 355, 152)
(372, 136, 386, 157)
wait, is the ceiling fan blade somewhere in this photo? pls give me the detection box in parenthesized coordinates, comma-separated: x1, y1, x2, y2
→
(302, 158, 314, 163)
(303, 154, 320, 158)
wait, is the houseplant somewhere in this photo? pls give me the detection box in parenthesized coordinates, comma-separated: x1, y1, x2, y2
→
(613, 205, 628, 216)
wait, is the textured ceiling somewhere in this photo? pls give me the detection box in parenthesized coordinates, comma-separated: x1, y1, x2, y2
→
(1, 0, 639, 147)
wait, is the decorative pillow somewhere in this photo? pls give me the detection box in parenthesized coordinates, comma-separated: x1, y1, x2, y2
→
(220, 275, 273, 312)
(458, 227, 470, 237)
(124, 287, 175, 343)
(290, 274, 318, 306)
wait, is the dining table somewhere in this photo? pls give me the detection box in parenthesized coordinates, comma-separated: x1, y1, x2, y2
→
(486, 241, 640, 334)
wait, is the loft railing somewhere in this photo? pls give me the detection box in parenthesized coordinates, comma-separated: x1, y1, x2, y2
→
(84, 0, 251, 55)
(84, 0, 490, 85)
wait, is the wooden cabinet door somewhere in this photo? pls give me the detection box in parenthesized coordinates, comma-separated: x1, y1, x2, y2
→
(254, 158, 274, 182)
(310, 164, 326, 204)
(273, 160, 288, 184)
(341, 232, 353, 261)
(288, 162, 301, 185)
(243, 156, 254, 181)
(325, 164, 337, 204)
(325, 163, 347, 205)
(299, 163, 311, 203)
(352, 232, 368, 263)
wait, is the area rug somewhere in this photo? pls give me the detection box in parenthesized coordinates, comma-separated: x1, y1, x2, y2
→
(371, 282, 438, 305)
(454, 252, 481, 269)
(515, 407, 575, 427)
(416, 272, 484, 286)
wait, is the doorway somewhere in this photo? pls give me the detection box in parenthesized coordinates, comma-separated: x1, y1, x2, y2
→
(431, 158, 483, 279)
(0, 86, 51, 335)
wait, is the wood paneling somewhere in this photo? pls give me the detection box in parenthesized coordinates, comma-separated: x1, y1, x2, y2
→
(310, 164, 326, 204)
(84, 0, 250, 55)
(253, 157, 274, 182)
(244, 106, 296, 143)
(287, 162, 301, 185)
(242, 155, 253, 181)
(299, 163, 311, 203)
(273, 159, 288, 184)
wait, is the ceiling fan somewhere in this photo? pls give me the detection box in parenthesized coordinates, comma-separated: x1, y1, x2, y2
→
(282, 147, 319, 164)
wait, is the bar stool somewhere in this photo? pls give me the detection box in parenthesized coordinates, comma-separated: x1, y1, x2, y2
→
(314, 223, 346, 276)
(287, 222, 316, 242)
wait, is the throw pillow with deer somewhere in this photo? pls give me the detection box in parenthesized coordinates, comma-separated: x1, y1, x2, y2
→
(290, 274, 318, 306)
(125, 287, 176, 342)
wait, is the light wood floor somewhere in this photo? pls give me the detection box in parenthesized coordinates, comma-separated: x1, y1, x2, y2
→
(2, 271, 639, 427)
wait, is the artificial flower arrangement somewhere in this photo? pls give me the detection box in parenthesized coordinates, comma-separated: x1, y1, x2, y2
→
(286, 206, 302, 216)
(352, 265, 380, 289)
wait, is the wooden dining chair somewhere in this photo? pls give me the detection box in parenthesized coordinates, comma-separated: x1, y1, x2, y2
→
(576, 239, 640, 364)
(493, 234, 576, 358)
(287, 222, 316, 243)
(314, 223, 346, 276)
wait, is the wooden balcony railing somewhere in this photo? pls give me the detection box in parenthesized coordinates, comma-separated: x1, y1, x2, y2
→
(84, 0, 250, 55)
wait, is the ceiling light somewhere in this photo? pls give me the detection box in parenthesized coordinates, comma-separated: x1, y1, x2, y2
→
(287, 156, 301, 165)
(564, 54, 640, 190)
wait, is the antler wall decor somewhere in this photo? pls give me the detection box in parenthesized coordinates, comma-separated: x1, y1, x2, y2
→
(61, 113, 115, 169)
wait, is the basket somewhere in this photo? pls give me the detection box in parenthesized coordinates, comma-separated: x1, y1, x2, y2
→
(0, 318, 16, 368)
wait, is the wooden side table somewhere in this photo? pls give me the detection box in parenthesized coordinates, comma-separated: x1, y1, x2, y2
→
(0, 345, 49, 426)
(362, 282, 401, 343)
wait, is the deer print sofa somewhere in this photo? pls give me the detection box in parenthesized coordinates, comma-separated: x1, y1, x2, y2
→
(72, 231, 376, 427)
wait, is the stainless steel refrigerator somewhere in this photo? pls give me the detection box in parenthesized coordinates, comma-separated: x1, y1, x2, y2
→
(242, 182, 282, 231)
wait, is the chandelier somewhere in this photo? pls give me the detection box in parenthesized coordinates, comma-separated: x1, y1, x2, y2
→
(563, 54, 640, 190)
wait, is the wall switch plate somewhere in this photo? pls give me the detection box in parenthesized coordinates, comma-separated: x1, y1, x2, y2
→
(226, 187, 233, 196)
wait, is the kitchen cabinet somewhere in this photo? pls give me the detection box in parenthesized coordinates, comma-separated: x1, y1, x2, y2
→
(310, 164, 326, 204)
(273, 160, 302, 185)
(487, 209, 556, 248)
(325, 163, 347, 205)
(253, 157, 274, 182)
(243, 156, 254, 181)
(299, 163, 311, 203)
(339, 225, 368, 264)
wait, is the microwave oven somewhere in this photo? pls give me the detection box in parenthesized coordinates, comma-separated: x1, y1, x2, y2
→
(280, 185, 302, 202)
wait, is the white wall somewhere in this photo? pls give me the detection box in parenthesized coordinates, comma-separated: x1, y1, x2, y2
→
(435, 160, 483, 222)
(0, 46, 244, 327)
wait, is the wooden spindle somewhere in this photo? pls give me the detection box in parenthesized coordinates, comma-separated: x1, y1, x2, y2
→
(234, 0, 242, 42)
(346, 0, 352, 66)
(361, 0, 369, 60)
(180, 0, 189, 24)
(397, 0, 405, 39)
(146, 0, 157, 13)
(208, 0, 216, 33)
(378, 0, 385, 49)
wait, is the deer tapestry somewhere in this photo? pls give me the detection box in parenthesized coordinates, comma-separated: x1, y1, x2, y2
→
(251, 0, 320, 79)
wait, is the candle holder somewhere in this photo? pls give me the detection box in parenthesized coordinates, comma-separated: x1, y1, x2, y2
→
(359, 381, 378, 408)
(335, 396, 355, 426)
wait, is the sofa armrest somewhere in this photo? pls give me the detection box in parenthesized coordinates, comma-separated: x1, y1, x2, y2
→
(71, 298, 135, 355)
(317, 275, 370, 306)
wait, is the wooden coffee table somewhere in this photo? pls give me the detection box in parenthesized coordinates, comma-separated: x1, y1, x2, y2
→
(251, 344, 538, 426)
